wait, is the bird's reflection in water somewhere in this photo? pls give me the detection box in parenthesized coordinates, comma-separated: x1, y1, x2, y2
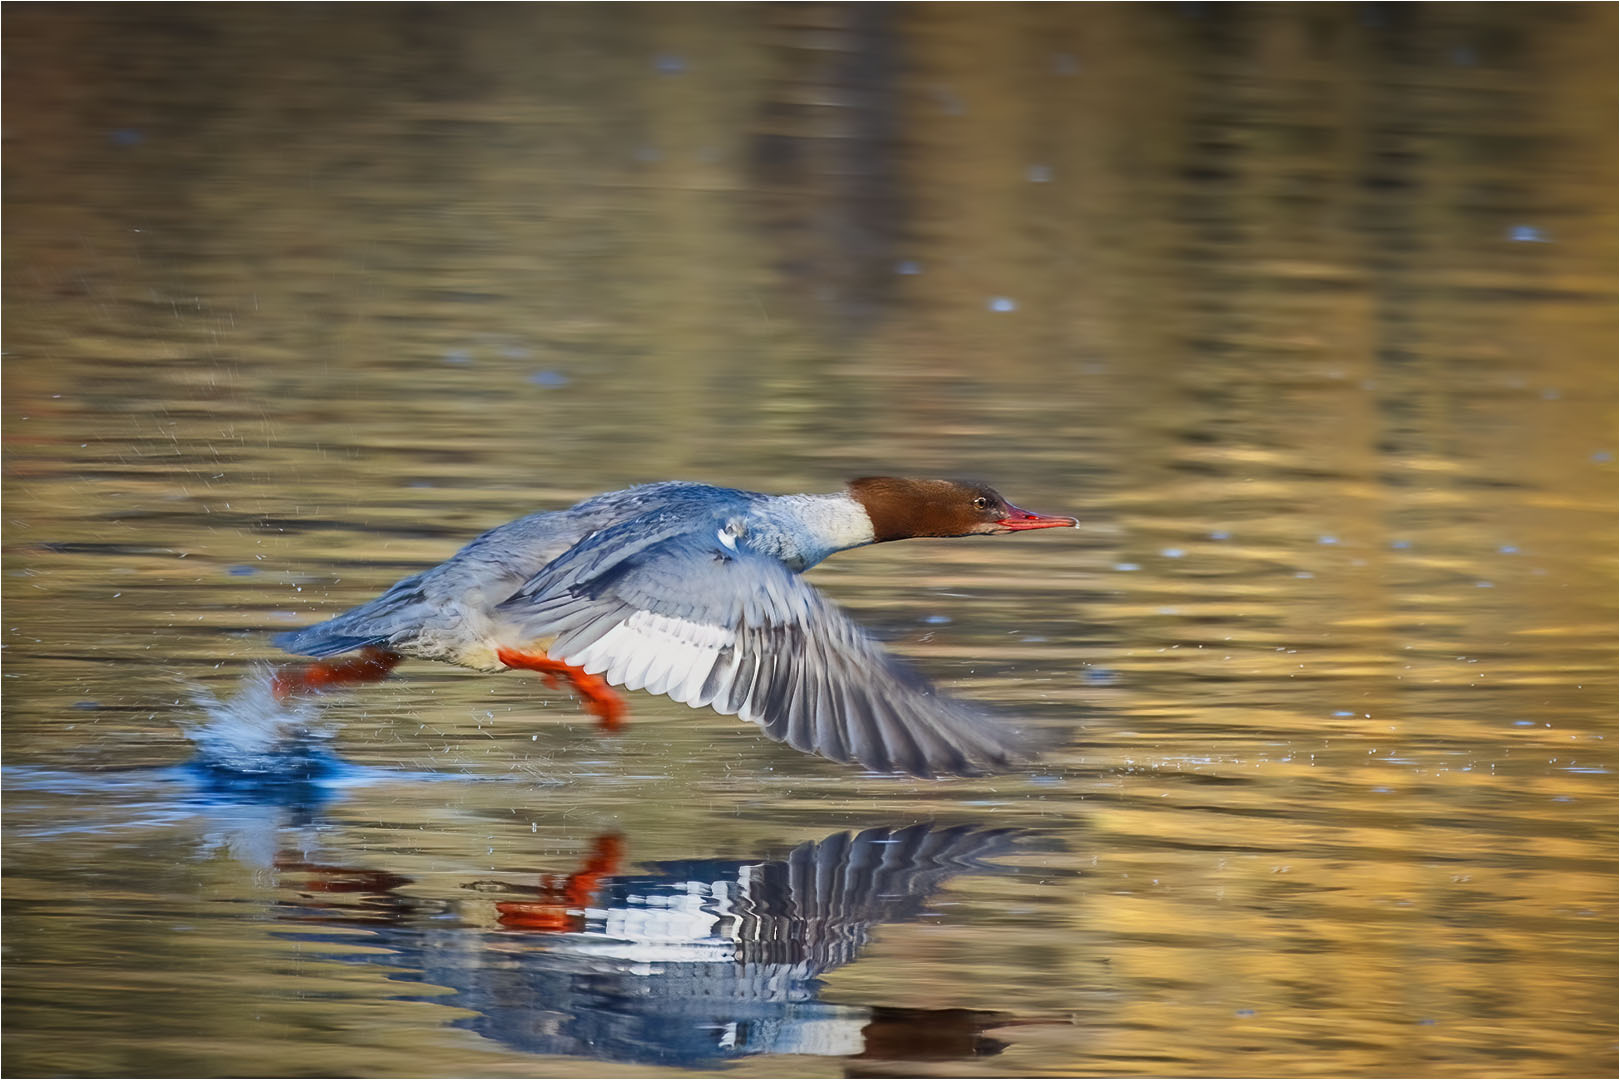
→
(33, 670, 1065, 1066)
(277, 824, 1061, 1068)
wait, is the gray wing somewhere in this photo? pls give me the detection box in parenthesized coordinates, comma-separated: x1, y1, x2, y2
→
(496, 520, 1037, 778)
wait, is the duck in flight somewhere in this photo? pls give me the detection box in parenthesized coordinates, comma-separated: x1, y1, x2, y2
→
(271, 477, 1077, 778)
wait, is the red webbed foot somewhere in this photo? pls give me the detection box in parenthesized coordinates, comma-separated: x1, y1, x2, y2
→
(271, 647, 401, 702)
(496, 646, 627, 731)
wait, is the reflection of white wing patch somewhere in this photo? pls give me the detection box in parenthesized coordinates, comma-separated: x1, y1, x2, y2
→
(562, 609, 736, 703)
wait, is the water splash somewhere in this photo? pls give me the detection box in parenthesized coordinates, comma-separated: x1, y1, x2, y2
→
(179, 667, 338, 781)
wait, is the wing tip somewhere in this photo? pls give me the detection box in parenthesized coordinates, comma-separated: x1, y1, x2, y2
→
(839, 721, 1056, 780)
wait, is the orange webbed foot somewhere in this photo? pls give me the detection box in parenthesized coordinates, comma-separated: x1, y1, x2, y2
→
(496, 647, 628, 731)
(271, 647, 401, 702)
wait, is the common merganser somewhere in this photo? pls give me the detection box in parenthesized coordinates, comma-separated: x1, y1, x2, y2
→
(272, 477, 1077, 777)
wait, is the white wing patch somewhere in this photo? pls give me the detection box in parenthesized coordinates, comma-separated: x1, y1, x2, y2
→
(497, 520, 1033, 776)
(561, 609, 736, 705)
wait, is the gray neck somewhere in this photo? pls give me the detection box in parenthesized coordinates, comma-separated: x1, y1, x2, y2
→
(746, 492, 876, 571)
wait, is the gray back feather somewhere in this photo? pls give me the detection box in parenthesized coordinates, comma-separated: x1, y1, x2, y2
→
(271, 572, 431, 657)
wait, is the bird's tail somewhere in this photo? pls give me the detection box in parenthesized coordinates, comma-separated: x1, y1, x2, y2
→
(271, 574, 429, 657)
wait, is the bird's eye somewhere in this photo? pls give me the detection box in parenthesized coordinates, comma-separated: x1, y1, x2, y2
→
(972, 496, 990, 510)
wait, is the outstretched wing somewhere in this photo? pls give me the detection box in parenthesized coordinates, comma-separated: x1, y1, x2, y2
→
(496, 519, 1037, 778)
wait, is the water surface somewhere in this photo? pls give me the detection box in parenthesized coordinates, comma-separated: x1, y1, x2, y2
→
(4, 6, 1615, 1077)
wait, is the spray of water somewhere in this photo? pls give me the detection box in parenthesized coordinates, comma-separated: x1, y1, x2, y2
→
(179, 667, 336, 777)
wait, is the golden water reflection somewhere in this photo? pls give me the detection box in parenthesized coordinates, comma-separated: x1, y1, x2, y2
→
(4, 5, 1614, 1077)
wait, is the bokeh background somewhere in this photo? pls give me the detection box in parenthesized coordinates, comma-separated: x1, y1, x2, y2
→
(4, 4, 1615, 1077)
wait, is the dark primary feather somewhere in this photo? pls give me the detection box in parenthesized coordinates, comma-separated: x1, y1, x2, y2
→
(497, 510, 1036, 778)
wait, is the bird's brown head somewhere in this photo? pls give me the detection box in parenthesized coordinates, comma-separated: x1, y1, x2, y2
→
(847, 477, 1078, 542)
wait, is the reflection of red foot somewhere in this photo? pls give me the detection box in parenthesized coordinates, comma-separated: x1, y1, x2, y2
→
(271, 855, 423, 929)
(562, 833, 625, 904)
(496, 833, 625, 932)
(496, 647, 628, 731)
(271, 647, 401, 702)
(274, 856, 413, 895)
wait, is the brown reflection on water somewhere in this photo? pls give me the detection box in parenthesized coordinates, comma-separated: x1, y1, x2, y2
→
(3, 4, 1615, 1078)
